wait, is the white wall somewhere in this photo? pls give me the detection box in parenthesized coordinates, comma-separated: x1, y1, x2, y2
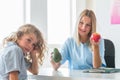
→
(31, 0, 47, 40)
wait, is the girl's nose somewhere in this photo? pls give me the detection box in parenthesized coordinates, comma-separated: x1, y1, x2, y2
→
(28, 44, 34, 51)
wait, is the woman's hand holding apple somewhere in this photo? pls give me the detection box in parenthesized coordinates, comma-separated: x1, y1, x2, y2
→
(91, 33, 101, 42)
(90, 32, 101, 45)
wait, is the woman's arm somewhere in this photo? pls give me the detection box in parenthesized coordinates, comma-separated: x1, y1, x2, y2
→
(90, 33, 102, 68)
(92, 44, 102, 68)
(9, 71, 19, 80)
(50, 58, 61, 71)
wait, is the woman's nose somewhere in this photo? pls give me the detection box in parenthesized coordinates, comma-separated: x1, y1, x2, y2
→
(81, 24, 86, 29)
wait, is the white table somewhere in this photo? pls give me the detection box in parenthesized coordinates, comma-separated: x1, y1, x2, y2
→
(28, 68, 120, 80)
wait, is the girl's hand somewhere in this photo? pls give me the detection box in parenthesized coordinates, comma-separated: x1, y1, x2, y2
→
(30, 44, 39, 58)
(30, 49, 37, 59)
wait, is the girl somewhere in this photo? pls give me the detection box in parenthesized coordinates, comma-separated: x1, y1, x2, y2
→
(50, 9, 106, 70)
(0, 24, 47, 80)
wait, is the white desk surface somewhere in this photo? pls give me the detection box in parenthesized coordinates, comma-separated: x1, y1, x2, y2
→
(28, 68, 120, 80)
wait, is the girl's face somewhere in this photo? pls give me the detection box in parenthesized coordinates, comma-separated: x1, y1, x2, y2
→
(78, 16, 92, 37)
(17, 33, 37, 54)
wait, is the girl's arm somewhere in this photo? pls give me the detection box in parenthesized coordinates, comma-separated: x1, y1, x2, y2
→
(9, 71, 19, 80)
(28, 52, 38, 75)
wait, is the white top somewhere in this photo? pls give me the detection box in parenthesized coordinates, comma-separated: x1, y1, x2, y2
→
(0, 42, 30, 80)
(60, 37, 106, 70)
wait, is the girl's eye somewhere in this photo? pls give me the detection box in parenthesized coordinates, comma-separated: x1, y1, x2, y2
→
(26, 39, 36, 49)
(27, 39, 31, 43)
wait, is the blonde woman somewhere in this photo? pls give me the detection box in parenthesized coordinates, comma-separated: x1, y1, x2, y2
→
(51, 9, 106, 71)
(0, 24, 47, 80)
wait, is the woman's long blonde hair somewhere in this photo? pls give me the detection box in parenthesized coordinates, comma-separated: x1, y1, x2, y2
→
(3, 24, 47, 65)
(73, 9, 96, 46)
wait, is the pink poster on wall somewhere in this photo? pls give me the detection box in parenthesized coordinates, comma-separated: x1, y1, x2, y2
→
(111, 0, 120, 24)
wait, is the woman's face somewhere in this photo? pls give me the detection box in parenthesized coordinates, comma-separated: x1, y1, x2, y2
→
(17, 33, 37, 54)
(78, 16, 92, 37)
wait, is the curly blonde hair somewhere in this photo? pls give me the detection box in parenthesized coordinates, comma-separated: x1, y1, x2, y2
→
(3, 24, 47, 65)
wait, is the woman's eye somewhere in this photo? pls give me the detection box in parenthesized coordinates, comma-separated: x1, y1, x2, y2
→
(79, 22, 83, 25)
(86, 24, 91, 27)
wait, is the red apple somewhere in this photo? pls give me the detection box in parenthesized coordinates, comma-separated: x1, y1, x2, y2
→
(91, 33, 101, 42)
